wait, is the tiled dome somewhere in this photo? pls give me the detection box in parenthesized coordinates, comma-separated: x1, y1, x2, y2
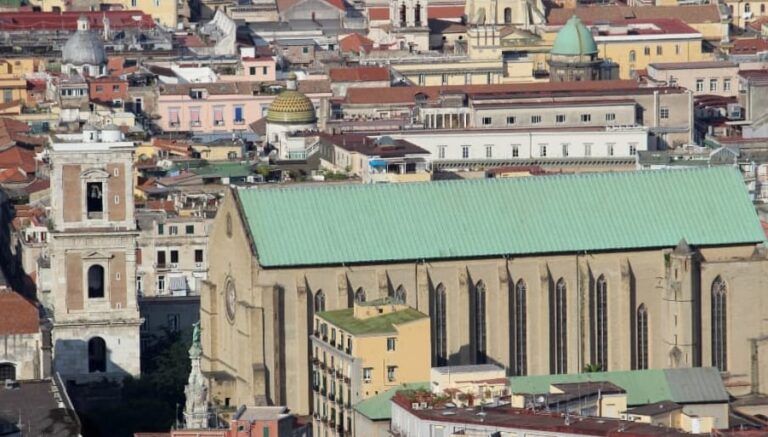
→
(266, 74, 317, 124)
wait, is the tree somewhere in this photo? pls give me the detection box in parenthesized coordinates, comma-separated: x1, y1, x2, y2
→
(583, 363, 604, 373)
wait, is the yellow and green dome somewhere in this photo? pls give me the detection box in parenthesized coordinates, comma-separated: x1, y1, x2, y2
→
(551, 15, 598, 57)
(266, 75, 316, 124)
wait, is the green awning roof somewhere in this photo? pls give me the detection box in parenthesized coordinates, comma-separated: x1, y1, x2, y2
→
(237, 167, 763, 267)
(509, 367, 729, 406)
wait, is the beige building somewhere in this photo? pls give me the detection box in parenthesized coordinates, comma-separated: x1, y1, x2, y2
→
(200, 167, 768, 418)
(311, 300, 430, 436)
(48, 125, 142, 382)
(647, 61, 740, 97)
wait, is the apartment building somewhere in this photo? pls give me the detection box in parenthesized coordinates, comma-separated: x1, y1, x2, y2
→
(647, 61, 740, 97)
(156, 80, 330, 134)
(135, 210, 210, 298)
(340, 80, 693, 149)
(310, 299, 430, 437)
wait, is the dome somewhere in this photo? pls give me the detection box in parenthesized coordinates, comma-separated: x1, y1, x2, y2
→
(266, 75, 316, 124)
(551, 16, 597, 57)
(62, 21, 107, 67)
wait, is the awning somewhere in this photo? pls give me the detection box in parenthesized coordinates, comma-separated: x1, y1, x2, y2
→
(369, 159, 386, 167)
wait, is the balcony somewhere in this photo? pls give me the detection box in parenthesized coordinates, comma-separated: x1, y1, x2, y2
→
(345, 347, 352, 355)
(322, 335, 328, 342)
(312, 384, 319, 392)
(337, 424, 344, 433)
(314, 330, 320, 338)
(328, 392, 335, 401)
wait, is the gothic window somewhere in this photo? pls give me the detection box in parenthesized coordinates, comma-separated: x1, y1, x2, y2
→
(432, 283, 448, 366)
(473, 281, 487, 364)
(711, 276, 727, 371)
(88, 337, 107, 373)
(0, 363, 15, 381)
(86, 181, 104, 219)
(399, 3, 407, 26)
(87, 265, 105, 298)
(504, 7, 512, 24)
(394, 285, 406, 304)
(636, 304, 649, 370)
(550, 278, 567, 374)
(314, 289, 325, 313)
(591, 275, 608, 371)
(510, 279, 527, 376)
(354, 287, 366, 303)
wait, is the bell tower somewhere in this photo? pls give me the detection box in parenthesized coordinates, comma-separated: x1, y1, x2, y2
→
(48, 125, 141, 382)
(388, 0, 430, 51)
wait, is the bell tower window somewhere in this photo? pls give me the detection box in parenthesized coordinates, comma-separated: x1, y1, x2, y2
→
(88, 265, 105, 298)
(87, 182, 104, 219)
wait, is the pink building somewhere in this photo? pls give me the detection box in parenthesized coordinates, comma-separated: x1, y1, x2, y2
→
(220, 57, 277, 83)
(156, 80, 330, 133)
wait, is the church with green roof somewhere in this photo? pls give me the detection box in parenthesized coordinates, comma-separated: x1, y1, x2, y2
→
(199, 167, 768, 419)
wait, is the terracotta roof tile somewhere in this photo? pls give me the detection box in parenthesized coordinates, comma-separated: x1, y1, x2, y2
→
(0, 167, 28, 183)
(547, 4, 720, 26)
(329, 66, 389, 82)
(344, 80, 656, 105)
(0, 146, 36, 173)
(731, 38, 768, 54)
(339, 33, 374, 53)
(0, 290, 39, 335)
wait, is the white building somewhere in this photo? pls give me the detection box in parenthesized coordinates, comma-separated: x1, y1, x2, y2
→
(385, 127, 650, 162)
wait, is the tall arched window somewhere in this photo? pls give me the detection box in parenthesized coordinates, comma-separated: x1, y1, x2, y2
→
(473, 281, 487, 364)
(354, 287, 366, 303)
(394, 285, 406, 304)
(745, 3, 751, 13)
(0, 363, 15, 381)
(591, 275, 608, 371)
(314, 289, 325, 313)
(550, 278, 568, 374)
(510, 279, 527, 376)
(504, 7, 512, 24)
(629, 50, 636, 62)
(414, 2, 422, 25)
(88, 337, 107, 373)
(399, 3, 407, 26)
(711, 277, 727, 371)
(762, 3, 765, 13)
(432, 283, 448, 366)
(87, 265, 105, 298)
(636, 304, 649, 370)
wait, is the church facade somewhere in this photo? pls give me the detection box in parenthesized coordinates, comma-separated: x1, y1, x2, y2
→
(201, 168, 768, 415)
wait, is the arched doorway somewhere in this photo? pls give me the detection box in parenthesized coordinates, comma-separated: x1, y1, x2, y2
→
(88, 337, 107, 373)
(0, 363, 15, 381)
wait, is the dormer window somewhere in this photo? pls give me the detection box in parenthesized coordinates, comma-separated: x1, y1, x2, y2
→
(190, 89, 205, 99)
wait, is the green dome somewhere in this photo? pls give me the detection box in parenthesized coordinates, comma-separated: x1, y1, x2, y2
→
(551, 15, 597, 56)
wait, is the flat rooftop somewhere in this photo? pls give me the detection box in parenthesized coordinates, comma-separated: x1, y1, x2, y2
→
(317, 307, 428, 335)
(393, 394, 692, 437)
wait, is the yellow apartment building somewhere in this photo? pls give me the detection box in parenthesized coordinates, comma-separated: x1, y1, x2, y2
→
(541, 19, 711, 79)
(311, 299, 430, 437)
(114, 0, 179, 28)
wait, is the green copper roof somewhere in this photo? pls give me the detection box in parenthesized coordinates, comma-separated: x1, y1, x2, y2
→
(237, 167, 764, 267)
(354, 382, 430, 420)
(317, 307, 428, 336)
(552, 15, 598, 56)
(509, 367, 728, 406)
